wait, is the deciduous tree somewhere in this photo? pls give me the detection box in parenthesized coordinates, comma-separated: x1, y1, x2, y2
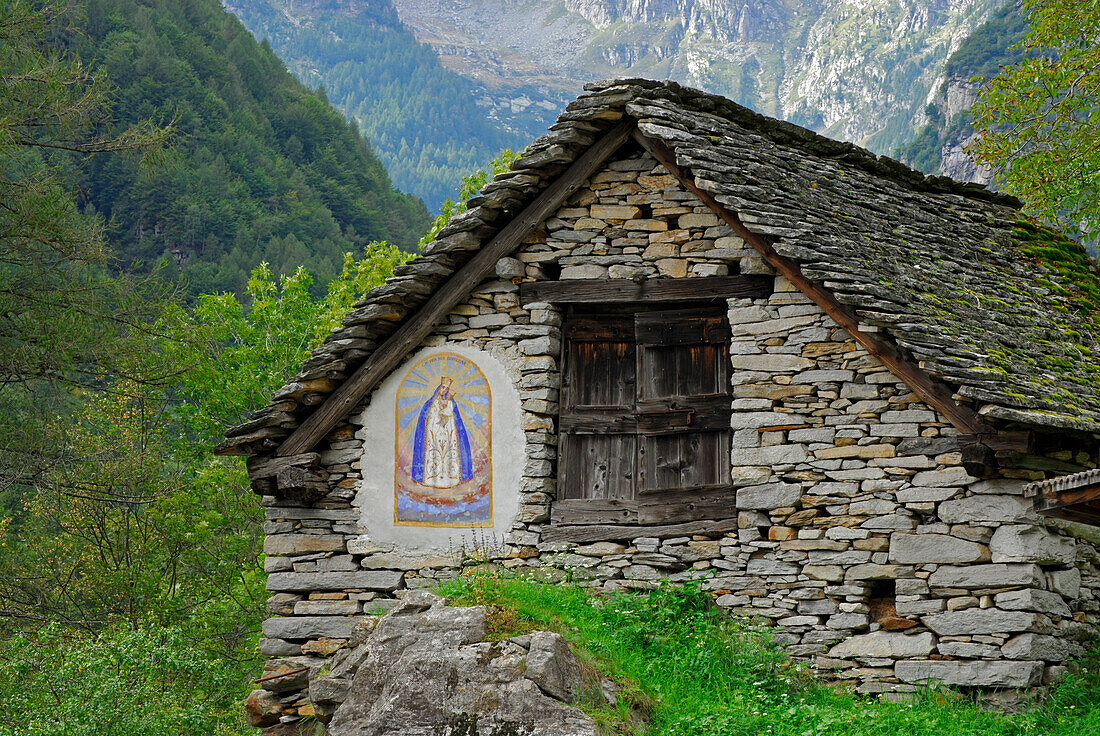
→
(969, 0, 1100, 240)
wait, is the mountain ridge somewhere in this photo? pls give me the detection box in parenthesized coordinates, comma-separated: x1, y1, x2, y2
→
(71, 0, 429, 295)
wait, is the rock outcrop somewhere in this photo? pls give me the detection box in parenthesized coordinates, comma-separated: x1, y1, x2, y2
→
(314, 591, 597, 736)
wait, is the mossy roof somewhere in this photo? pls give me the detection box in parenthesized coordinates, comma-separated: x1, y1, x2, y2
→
(219, 78, 1100, 457)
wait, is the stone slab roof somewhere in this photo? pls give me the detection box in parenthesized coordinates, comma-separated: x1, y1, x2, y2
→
(218, 78, 1100, 457)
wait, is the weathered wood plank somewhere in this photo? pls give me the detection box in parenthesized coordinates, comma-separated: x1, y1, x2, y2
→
(1036, 484, 1100, 512)
(959, 431, 1032, 453)
(274, 118, 637, 457)
(559, 433, 637, 499)
(635, 310, 729, 346)
(520, 275, 771, 305)
(633, 130, 993, 436)
(563, 317, 635, 341)
(276, 466, 329, 491)
(541, 518, 738, 543)
(247, 452, 321, 480)
(551, 499, 639, 525)
(638, 486, 735, 524)
(559, 410, 638, 434)
(635, 307, 731, 491)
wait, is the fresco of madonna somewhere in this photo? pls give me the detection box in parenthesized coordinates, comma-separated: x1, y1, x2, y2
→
(394, 352, 492, 526)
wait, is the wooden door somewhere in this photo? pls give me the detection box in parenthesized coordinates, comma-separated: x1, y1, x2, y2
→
(635, 309, 732, 518)
(558, 315, 637, 502)
(555, 307, 733, 526)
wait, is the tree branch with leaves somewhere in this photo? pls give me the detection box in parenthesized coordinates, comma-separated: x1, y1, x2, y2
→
(968, 0, 1100, 241)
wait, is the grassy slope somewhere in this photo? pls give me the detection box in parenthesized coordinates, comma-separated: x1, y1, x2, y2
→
(441, 573, 1100, 736)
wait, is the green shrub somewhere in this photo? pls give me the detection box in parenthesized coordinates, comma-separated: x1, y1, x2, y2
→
(0, 624, 253, 736)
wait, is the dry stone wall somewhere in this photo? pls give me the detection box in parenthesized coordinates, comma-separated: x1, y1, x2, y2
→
(248, 149, 1100, 733)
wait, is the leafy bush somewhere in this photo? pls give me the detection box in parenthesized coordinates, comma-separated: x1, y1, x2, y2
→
(0, 625, 253, 736)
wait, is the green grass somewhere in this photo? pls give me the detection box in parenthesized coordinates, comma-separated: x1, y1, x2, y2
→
(439, 572, 1100, 736)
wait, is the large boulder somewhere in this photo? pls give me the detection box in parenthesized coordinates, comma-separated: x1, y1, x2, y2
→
(324, 590, 597, 736)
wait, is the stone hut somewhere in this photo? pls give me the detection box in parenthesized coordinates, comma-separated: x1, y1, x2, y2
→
(220, 79, 1100, 728)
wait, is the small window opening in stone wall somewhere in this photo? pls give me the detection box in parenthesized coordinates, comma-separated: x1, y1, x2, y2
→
(535, 261, 561, 281)
(868, 580, 915, 631)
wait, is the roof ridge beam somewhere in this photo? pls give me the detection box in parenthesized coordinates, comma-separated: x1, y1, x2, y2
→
(632, 129, 993, 437)
(272, 117, 637, 458)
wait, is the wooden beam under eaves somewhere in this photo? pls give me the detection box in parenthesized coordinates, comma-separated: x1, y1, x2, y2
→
(273, 117, 638, 458)
(1035, 483, 1100, 516)
(630, 130, 993, 437)
(519, 274, 772, 305)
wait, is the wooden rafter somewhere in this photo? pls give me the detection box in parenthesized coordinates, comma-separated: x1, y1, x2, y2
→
(519, 274, 772, 305)
(272, 118, 638, 458)
(632, 130, 993, 437)
(1035, 483, 1100, 513)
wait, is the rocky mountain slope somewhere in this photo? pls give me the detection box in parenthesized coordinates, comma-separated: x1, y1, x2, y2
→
(224, 0, 1013, 207)
(899, 2, 1027, 181)
(394, 0, 1008, 155)
(223, 0, 526, 209)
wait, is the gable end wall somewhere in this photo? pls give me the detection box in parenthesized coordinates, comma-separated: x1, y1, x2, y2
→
(250, 149, 1100, 729)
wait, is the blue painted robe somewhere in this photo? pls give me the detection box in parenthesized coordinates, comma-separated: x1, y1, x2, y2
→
(411, 386, 473, 486)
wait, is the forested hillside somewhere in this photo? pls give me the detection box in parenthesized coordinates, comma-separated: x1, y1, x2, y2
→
(0, 2, 421, 731)
(224, 0, 526, 210)
(898, 3, 1028, 180)
(66, 0, 429, 295)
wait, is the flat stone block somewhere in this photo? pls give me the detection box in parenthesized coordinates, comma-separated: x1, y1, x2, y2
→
(731, 445, 808, 465)
(936, 641, 1000, 658)
(921, 609, 1044, 636)
(928, 563, 1045, 589)
(880, 410, 938, 423)
(267, 570, 405, 592)
(294, 599, 361, 615)
(678, 212, 720, 228)
(264, 535, 346, 556)
(803, 564, 844, 581)
(889, 533, 990, 564)
(792, 369, 854, 384)
(910, 467, 977, 488)
(258, 638, 301, 656)
(560, 265, 608, 279)
(994, 589, 1072, 617)
(896, 660, 1043, 688)
(827, 631, 935, 659)
(736, 482, 802, 510)
(266, 509, 351, 527)
(468, 313, 512, 329)
(860, 514, 917, 531)
(845, 563, 909, 581)
(990, 525, 1076, 565)
(814, 444, 896, 460)
(827, 613, 869, 629)
(1050, 568, 1081, 598)
(590, 204, 640, 220)
(262, 615, 362, 640)
(730, 354, 814, 372)
(895, 487, 959, 503)
(746, 558, 800, 575)
(938, 495, 1032, 524)
(1002, 633, 1071, 661)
